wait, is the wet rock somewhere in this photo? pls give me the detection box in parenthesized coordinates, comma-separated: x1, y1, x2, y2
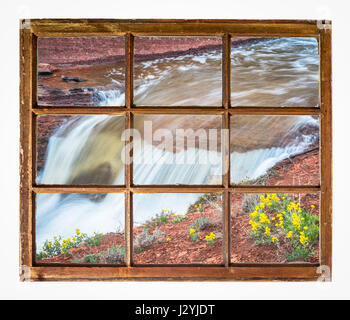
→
(61, 75, 87, 82)
(69, 87, 96, 93)
(38, 63, 58, 75)
(37, 83, 100, 106)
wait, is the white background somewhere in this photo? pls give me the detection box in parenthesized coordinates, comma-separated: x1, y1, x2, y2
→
(0, 0, 348, 300)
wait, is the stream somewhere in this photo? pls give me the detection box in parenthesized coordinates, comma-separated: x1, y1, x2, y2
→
(36, 37, 320, 247)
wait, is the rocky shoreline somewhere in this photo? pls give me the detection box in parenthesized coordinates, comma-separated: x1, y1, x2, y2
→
(37, 37, 256, 106)
(38, 36, 252, 68)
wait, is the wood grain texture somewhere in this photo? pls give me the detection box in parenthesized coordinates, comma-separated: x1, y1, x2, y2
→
(29, 19, 320, 37)
(32, 185, 320, 194)
(27, 265, 319, 281)
(222, 34, 231, 108)
(33, 107, 320, 115)
(320, 27, 332, 277)
(20, 29, 34, 270)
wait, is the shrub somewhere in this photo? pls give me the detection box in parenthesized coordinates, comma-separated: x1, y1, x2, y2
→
(149, 210, 173, 226)
(85, 232, 104, 247)
(83, 252, 104, 263)
(134, 227, 167, 253)
(37, 229, 87, 259)
(190, 194, 218, 213)
(247, 193, 319, 261)
(170, 214, 187, 224)
(104, 246, 125, 263)
(191, 217, 210, 231)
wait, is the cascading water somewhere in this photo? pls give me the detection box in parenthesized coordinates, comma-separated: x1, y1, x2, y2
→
(36, 37, 320, 247)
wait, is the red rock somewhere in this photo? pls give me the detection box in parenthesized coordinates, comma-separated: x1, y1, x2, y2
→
(38, 63, 58, 75)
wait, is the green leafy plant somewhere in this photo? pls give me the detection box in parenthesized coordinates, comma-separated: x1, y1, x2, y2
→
(36, 229, 87, 259)
(134, 227, 167, 253)
(191, 217, 210, 230)
(149, 209, 173, 226)
(188, 228, 199, 242)
(205, 232, 216, 245)
(83, 252, 104, 263)
(104, 246, 125, 263)
(170, 214, 187, 224)
(247, 193, 319, 261)
(85, 232, 104, 247)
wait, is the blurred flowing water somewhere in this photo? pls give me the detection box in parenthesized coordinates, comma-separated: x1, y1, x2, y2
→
(36, 38, 320, 247)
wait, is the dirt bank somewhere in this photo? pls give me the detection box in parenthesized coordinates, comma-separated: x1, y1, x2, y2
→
(37, 37, 254, 106)
(38, 37, 250, 67)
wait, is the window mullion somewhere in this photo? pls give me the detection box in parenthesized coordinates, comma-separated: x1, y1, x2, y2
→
(125, 33, 134, 267)
(320, 27, 332, 273)
(222, 33, 231, 266)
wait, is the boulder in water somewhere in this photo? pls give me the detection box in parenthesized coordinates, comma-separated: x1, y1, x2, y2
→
(61, 75, 87, 82)
(38, 63, 58, 75)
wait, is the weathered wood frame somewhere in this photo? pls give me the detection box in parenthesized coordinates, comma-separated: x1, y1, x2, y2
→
(20, 19, 332, 281)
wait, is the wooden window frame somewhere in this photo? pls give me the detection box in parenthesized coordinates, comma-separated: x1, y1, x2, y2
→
(19, 19, 332, 281)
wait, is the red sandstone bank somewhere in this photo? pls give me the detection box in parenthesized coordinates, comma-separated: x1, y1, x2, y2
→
(38, 36, 250, 67)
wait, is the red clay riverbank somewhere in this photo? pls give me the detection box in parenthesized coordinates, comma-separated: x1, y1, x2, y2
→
(37, 37, 253, 106)
(38, 148, 320, 265)
(38, 37, 250, 67)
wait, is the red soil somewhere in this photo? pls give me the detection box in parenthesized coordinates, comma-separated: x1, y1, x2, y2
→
(264, 148, 320, 186)
(133, 205, 223, 265)
(37, 37, 249, 67)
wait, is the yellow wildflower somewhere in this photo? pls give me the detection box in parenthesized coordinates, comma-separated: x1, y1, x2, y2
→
(299, 231, 308, 246)
(250, 211, 258, 219)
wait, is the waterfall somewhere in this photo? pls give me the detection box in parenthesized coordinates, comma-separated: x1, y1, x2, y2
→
(36, 113, 318, 247)
(96, 89, 125, 106)
(230, 116, 319, 183)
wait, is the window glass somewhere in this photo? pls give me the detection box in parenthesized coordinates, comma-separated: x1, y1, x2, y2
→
(134, 37, 222, 106)
(37, 37, 125, 106)
(36, 193, 125, 264)
(133, 193, 223, 264)
(231, 37, 319, 107)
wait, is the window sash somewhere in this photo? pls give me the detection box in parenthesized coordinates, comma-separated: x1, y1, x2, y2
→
(19, 19, 332, 281)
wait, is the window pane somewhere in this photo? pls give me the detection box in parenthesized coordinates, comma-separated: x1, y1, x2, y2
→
(35, 193, 125, 264)
(37, 37, 125, 106)
(134, 37, 222, 106)
(133, 115, 222, 185)
(230, 115, 320, 186)
(231, 193, 320, 263)
(36, 115, 125, 185)
(133, 193, 223, 264)
(231, 37, 319, 107)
